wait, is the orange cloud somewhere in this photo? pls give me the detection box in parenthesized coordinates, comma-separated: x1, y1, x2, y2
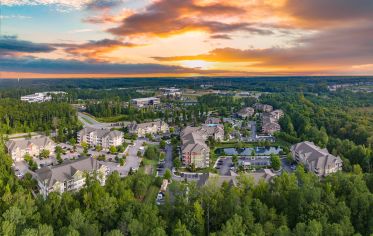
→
(154, 23, 373, 73)
(107, 0, 272, 38)
(265, 0, 373, 28)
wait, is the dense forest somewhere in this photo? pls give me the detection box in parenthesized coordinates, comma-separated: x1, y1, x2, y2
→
(1, 77, 373, 97)
(85, 94, 256, 124)
(0, 99, 79, 141)
(261, 92, 373, 173)
(66, 89, 153, 102)
(86, 100, 163, 122)
(0, 136, 372, 235)
(0, 77, 373, 235)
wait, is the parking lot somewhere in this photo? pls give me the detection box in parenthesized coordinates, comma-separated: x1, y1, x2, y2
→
(157, 144, 173, 177)
(215, 157, 234, 176)
(120, 139, 144, 176)
(13, 139, 146, 179)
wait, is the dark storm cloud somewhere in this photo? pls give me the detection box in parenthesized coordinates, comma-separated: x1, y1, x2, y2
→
(0, 56, 197, 74)
(0, 35, 56, 55)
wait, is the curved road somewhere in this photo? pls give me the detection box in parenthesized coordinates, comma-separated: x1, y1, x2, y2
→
(78, 112, 129, 129)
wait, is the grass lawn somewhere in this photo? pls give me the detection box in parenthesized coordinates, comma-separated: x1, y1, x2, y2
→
(142, 158, 158, 176)
(215, 142, 255, 148)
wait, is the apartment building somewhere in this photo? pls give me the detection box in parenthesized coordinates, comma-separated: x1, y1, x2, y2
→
(131, 97, 160, 108)
(254, 103, 273, 112)
(77, 127, 123, 149)
(181, 125, 224, 168)
(261, 110, 284, 134)
(270, 109, 284, 120)
(237, 107, 255, 119)
(6, 136, 55, 162)
(128, 121, 169, 137)
(36, 157, 108, 197)
(291, 141, 343, 177)
(181, 131, 210, 168)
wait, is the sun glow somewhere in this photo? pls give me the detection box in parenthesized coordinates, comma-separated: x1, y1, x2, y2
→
(180, 60, 214, 70)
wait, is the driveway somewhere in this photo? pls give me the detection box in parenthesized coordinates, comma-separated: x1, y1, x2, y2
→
(281, 157, 295, 173)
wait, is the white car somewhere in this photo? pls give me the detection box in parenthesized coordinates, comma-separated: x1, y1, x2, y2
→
(156, 192, 164, 201)
(15, 170, 23, 178)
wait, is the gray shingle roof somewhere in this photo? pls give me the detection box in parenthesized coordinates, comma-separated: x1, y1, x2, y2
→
(237, 107, 255, 117)
(78, 127, 122, 139)
(35, 157, 105, 188)
(6, 136, 54, 152)
(291, 141, 342, 175)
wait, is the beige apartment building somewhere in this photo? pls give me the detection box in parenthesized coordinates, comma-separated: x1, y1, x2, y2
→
(261, 109, 284, 135)
(237, 107, 255, 119)
(291, 141, 343, 177)
(128, 121, 169, 137)
(36, 157, 108, 197)
(77, 127, 123, 149)
(6, 136, 55, 162)
(181, 125, 224, 168)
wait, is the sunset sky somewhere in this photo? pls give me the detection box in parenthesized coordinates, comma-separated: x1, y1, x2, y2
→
(1, 0, 373, 78)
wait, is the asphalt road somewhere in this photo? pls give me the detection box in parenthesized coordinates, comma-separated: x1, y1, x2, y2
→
(165, 145, 173, 169)
(78, 112, 129, 129)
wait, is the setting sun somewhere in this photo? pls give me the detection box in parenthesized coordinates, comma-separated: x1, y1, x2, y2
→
(180, 60, 213, 70)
